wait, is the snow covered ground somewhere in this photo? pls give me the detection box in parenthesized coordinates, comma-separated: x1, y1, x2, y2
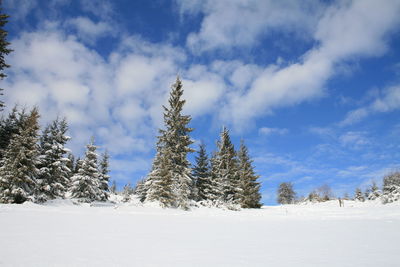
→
(1, 200, 399, 267)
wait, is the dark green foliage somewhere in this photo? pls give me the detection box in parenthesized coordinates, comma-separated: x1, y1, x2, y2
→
(277, 182, 296, 204)
(0, 107, 40, 203)
(98, 150, 110, 200)
(0, 2, 13, 109)
(0, 106, 26, 161)
(237, 141, 262, 208)
(192, 142, 211, 201)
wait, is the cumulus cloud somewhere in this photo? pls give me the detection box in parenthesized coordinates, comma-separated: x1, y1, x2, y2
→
(65, 17, 115, 44)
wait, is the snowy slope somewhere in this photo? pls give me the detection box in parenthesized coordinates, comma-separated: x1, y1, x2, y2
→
(0, 200, 399, 267)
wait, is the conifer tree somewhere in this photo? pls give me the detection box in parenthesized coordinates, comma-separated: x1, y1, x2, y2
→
(354, 187, 365, 202)
(237, 141, 262, 208)
(212, 127, 239, 206)
(110, 180, 117, 194)
(382, 171, 400, 203)
(0, 106, 26, 161)
(0, 2, 13, 110)
(70, 138, 103, 202)
(36, 118, 71, 201)
(367, 181, 381, 200)
(66, 152, 75, 178)
(192, 142, 212, 201)
(134, 178, 147, 202)
(277, 182, 296, 204)
(98, 150, 110, 201)
(144, 77, 194, 209)
(0, 107, 40, 203)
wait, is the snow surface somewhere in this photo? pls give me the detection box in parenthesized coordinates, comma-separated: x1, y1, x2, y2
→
(1, 200, 399, 267)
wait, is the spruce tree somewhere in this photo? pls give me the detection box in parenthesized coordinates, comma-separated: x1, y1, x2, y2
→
(367, 181, 381, 200)
(237, 141, 262, 208)
(192, 142, 212, 202)
(36, 118, 71, 201)
(98, 150, 110, 201)
(212, 127, 240, 206)
(354, 188, 365, 202)
(0, 106, 26, 161)
(0, 107, 40, 203)
(110, 180, 117, 194)
(70, 138, 103, 202)
(0, 2, 13, 110)
(66, 152, 75, 179)
(277, 182, 296, 204)
(134, 178, 147, 202)
(144, 77, 194, 209)
(382, 172, 400, 203)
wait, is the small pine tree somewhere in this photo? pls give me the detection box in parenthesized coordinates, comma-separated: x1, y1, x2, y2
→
(192, 142, 212, 202)
(0, 107, 40, 203)
(354, 188, 365, 202)
(134, 178, 147, 202)
(237, 141, 262, 208)
(35, 118, 71, 202)
(0, 3, 13, 110)
(110, 180, 117, 194)
(277, 182, 296, 204)
(98, 150, 110, 201)
(382, 172, 400, 203)
(367, 181, 381, 200)
(122, 183, 133, 202)
(70, 138, 103, 202)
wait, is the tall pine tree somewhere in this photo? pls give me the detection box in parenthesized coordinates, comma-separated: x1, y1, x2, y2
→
(0, 107, 40, 203)
(237, 141, 262, 208)
(0, 2, 13, 110)
(98, 150, 110, 201)
(144, 77, 194, 209)
(192, 142, 212, 202)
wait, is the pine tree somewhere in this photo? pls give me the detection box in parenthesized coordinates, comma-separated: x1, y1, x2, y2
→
(212, 127, 240, 206)
(144, 77, 194, 209)
(110, 180, 117, 194)
(382, 171, 400, 203)
(98, 150, 110, 201)
(70, 138, 103, 202)
(367, 181, 381, 200)
(0, 2, 13, 110)
(354, 188, 365, 202)
(0, 106, 26, 161)
(35, 118, 71, 202)
(277, 182, 296, 204)
(237, 141, 262, 208)
(66, 152, 75, 179)
(192, 142, 212, 202)
(0, 107, 40, 203)
(134, 178, 147, 202)
(122, 182, 133, 202)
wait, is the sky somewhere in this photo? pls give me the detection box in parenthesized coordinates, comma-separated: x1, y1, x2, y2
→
(2, 0, 400, 205)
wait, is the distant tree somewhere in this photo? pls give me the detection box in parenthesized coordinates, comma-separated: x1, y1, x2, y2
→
(122, 182, 134, 202)
(0, 2, 13, 110)
(109, 180, 117, 194)
(382, 171, 400, 203)
(35, 118, 71, 202)
(70, 138, 103, 202)
(366, 181, 381, 200)
(237, 140, 262, 208)
(277, 182, 296, 204)
(0, 107, 40, 203)
(133, 178, 147, 202)
(316, 184, 333, 201)
(192, 142, 211, 202)
(354, 188, 365, 202)
(307, 190, 320, 202)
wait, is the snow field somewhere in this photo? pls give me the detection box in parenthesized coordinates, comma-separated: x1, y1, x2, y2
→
(0, 200, 399, 267)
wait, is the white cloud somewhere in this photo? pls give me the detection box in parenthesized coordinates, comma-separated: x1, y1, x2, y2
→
(339, 131, 370, 148)
(340, 85, 400, 126)
(259, 127, 288, 136)
(65, 17, 114, 44)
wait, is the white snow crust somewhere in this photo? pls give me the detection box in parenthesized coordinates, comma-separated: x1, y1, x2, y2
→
(0, 199, 399, 266)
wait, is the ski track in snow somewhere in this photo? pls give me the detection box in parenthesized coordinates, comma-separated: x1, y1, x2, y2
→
(0, 200, 399, 267)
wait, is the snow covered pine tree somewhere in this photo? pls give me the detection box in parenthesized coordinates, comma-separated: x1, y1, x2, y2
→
(143, 77, 194, 209)
(277, 182, 296, 204)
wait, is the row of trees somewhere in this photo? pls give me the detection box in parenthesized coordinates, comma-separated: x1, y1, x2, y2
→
(277, 171, 400, 205)
(133, 78, 262, 210)
(0, 106, 111, 203)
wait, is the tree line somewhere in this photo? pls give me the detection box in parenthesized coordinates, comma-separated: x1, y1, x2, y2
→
(133, 78, 262, 210)
(0, 106, 111, 203)
(277, 172, 400, 205)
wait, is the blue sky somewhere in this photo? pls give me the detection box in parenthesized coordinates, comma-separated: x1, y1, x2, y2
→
(3, 0, 400, 204)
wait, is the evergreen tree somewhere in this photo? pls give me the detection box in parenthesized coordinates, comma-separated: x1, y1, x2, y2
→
(122, 182, 133, 202)
(192, 142, 211, 202)
(354, 188, 365, 202)
(134, 178, 147, 202)
(110, 180, 117, 194)
(36, 118, 71, 201)
(98, 150, 110, 201)
(367, 181, 381, 200)
(237, 141, 262, 208)
(382, 171, 400, 203)
(0, 106, 26, 161)
(70, 138, 103, 202)
(144, 77, 194, 209)
(0, 107, 40, 203)
(277, 182, 296, 204)
(212, 127, 240, 206)
(66, 152, 75, 179)
(0, 2, 13, 110)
